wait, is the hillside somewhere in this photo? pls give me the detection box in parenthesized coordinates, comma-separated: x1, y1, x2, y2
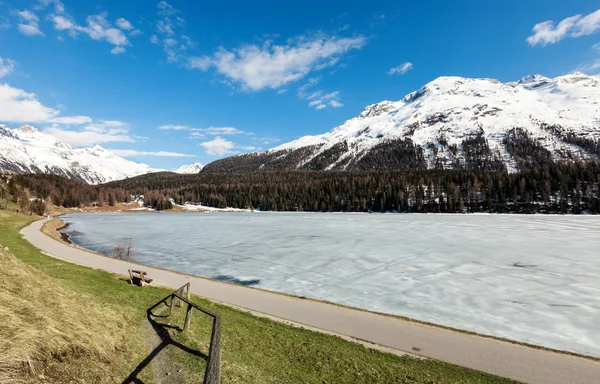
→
(203, 73, 600, 174)
(104, 161, 600, 214)
(0, 125, 159, 184)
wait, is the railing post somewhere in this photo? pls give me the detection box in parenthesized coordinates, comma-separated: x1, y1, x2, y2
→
(186, 283, 190, 301)
(183, 303, 192, 332)
(169, 293, 175, 316)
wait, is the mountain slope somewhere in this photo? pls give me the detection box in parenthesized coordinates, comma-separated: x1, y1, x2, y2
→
(0, 125, 159, 184)
(175, 162, 203, 174)
(203, 72, 600, 174)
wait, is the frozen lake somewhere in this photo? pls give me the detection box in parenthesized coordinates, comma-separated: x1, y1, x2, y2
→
(61, 212, 600, 357)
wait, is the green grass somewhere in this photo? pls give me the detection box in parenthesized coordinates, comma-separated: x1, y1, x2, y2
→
(0, 210, 518, 383)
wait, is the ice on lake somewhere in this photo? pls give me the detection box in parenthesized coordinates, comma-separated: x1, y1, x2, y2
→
(61, 212, 600, 357)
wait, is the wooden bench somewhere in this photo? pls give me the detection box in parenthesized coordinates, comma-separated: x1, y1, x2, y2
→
(128, 270, 153, 286)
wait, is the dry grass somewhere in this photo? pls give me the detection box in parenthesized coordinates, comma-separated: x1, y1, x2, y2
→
(40, 219, 66, 243)
(0, 245, 131, 383)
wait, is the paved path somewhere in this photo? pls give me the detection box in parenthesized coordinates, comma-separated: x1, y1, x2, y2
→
(21, 219, 600, 384)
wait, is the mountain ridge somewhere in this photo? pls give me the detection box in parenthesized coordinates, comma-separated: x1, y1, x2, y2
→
(203, 72, 600, 174)
(0, 125, 160, 184)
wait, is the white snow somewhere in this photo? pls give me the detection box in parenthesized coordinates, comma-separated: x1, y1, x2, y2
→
(175, 201, 250, 212)
(174, 162, 204, 174)
(270, 72, 600, 170)
(0, 125, 161, 184)
(62, 212, 600, 357)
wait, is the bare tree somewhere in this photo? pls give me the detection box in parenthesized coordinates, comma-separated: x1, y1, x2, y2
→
(111, 238, 134, 261)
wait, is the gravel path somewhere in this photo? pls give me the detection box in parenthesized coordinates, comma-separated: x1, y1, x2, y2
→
(22, 218, 600, 384)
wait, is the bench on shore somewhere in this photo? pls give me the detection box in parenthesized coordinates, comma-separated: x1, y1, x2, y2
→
(128, 270, 153, 286)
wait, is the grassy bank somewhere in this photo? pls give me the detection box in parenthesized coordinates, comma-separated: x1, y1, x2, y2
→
(0, 210, 517, 383)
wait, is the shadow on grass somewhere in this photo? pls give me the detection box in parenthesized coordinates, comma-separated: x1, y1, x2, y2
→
(122, 297, 207, 384)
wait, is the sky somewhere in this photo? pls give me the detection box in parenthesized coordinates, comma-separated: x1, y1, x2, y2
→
(0, 0, 599, 170)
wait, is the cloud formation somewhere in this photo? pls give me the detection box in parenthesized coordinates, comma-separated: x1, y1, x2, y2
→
(16, 9, 43, 36)
(0, 57, 16, 78)
(527, 9, 600, 46)
(296, 77, 343, 110)
(160, 124, 245, 137)
(0, 81, 137, 146)
(388, 62, 413, 75)
(0, 83, 62, 122)
(32, 1, 141, 54)
(188, 34, 366, 91)
(51, 13, 134, 54)
(108, 149, 195, 158)
(200, 136, 237, 156)
(44, 120, 135, 147)
(152, 1, 194, 63)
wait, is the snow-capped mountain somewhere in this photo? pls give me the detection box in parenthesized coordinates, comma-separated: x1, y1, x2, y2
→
(174, 162, 203, 174)
(203, 72, 600, 173)
(0, 125, 160, 184)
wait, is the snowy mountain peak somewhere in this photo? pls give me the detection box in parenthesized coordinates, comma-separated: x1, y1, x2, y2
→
(0, 125, 16, 138)
(16, 125, 39, 134)
(175, 162, 204, 174)
(0, 125, 160, 184)
(518, 74, 549, 84)
(359, 101, 396, 118)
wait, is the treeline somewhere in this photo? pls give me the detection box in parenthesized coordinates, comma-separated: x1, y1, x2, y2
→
(105, 161, 600, 214)
(0, 174, 130, 215)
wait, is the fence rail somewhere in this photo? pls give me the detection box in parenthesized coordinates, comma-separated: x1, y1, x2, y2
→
(150, 283, 221, 384)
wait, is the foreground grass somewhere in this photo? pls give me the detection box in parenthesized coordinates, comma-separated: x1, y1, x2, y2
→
(0, 210, 518, 383)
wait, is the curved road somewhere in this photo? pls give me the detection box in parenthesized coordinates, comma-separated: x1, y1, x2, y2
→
(22, 219, 600, 384)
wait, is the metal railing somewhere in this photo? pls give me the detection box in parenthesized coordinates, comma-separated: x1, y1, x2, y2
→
(150, 283, 221, 384)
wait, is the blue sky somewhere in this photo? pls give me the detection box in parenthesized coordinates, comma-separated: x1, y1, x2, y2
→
(0, 0, 599, 169)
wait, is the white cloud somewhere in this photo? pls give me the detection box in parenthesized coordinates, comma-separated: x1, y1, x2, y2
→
(388, 62, 413, 75)
(159, 124, 189, 130)
(160, 125, 245, 136)
(593, 42, 600, 50)
(115, 17, 132, 30)
(188, 56, 212, 70)
(153, 1, 193, 63)
(111, 46, 126, 55)
(191, 127, 244, 136)
(0, 81, 134, 146)
(0, 57, 16, 78)
(297, 76, 320, 98)
(108, 149, 195, 157)
(16, 9, 43, 36)
(241, 145, 259, 151)
(188, 34, 367, 91)
(50, 9, 138, 54)
(43, 120, 134, 146)
(527, 9, 600, 46)
(574, 58, 600, 74)
(0, 16, 11, 30)
(34, 0, 65, 14)
(200, 136, 236, 156)
(298, 85, 343, 110)
(0, 83, 60, 122)
(48, 115, 92, 124)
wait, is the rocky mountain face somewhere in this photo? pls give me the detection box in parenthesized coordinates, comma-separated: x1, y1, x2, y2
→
(203, 72, 600, 174)
(0, 125, 159, 184)
(174, 162, 204, 174)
